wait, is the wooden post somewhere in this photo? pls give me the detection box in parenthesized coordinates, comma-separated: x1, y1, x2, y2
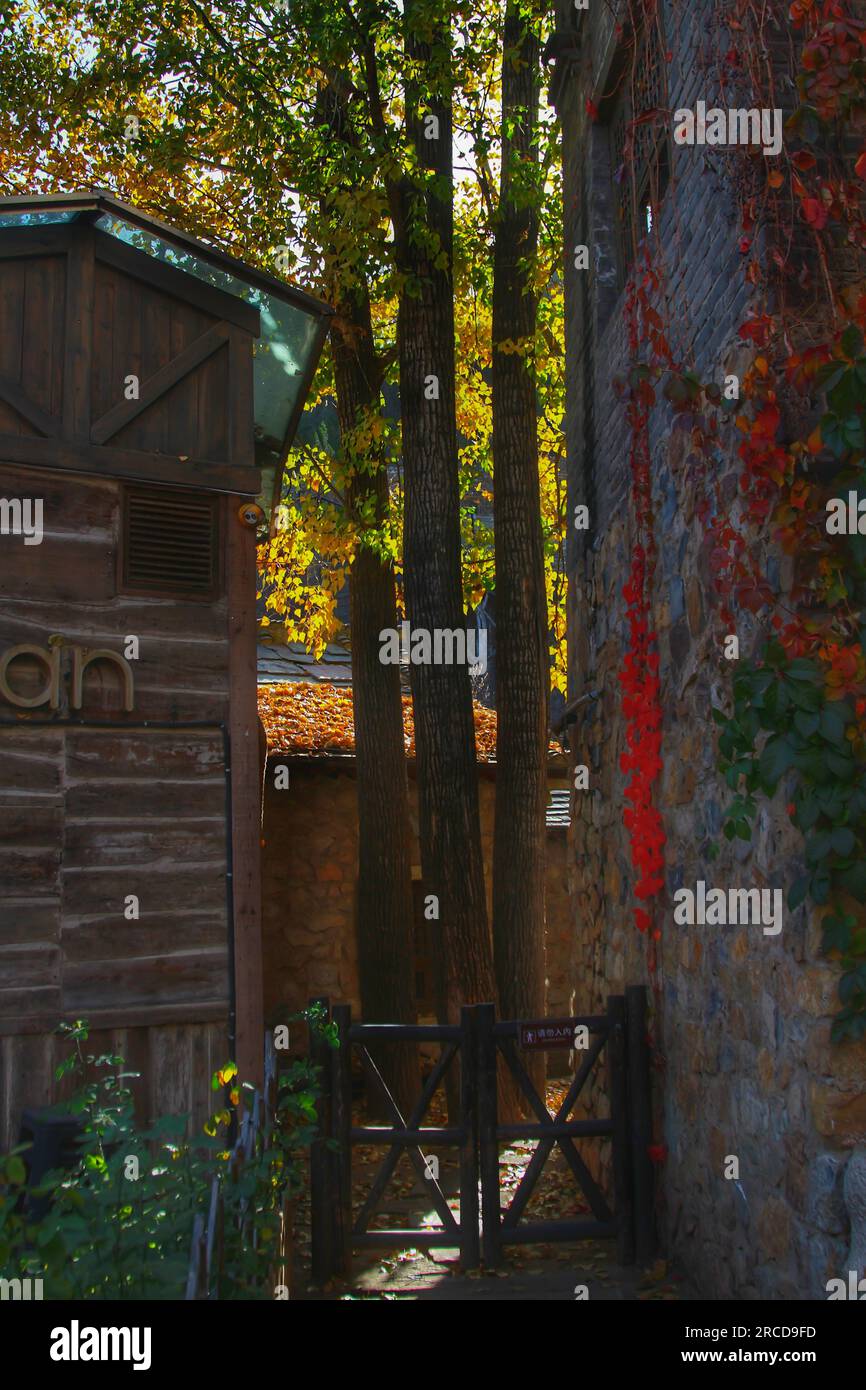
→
(331, 1003, 353, 1276)
(476, 1002, 502, 1268)
(228, 507, 263, 1089)
(626, 984, 656, 1265)
(607, 994, 634, 1266)
(458, 1005, 480, 1271)
(309, 996, 333, 1284)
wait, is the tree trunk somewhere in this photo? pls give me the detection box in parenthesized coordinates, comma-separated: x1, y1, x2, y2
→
(397, 5, 496, 1025)
(321, 81, 418, 1116)
(491, 0, 548, 1098)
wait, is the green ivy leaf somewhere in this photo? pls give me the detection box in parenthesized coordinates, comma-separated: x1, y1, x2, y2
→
(788, 875, 810, 910)
(758, 736, 800, 789)
(830, 827, 856, 856)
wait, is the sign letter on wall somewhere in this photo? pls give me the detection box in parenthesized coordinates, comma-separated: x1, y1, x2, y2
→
(0, 642, 135, 712)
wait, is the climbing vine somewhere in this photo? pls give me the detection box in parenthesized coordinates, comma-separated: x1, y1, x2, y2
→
(618, 262, 671, 957)
(614, 0, 866, 1035)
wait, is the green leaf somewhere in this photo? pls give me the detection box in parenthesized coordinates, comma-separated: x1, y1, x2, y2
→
(820, 705, 847, 745)
(830, 827, 856, 856)
(840, 861, 866, 902)
(794, 710, 820, 738)
(841, 324, 864, 360)
(758, 736, 799, 788)
(788, 875, 810, 910)
(4, 1156, 26, 1185)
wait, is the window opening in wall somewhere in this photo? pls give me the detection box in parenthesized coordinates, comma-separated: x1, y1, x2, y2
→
(608, 11, 670, 283)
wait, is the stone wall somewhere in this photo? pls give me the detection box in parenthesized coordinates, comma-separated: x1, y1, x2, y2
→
(554, 0, 865, 1298)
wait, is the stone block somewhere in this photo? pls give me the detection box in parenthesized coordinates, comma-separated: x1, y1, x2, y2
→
(810, 1085, 866, 1145)
(806, 1152, 849, 1236)
(756, 1195, 791, 1263)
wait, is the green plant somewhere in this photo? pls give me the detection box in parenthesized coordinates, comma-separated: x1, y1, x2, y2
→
(0, 1015, 330, 1299)
(716, 643, 866, 1040)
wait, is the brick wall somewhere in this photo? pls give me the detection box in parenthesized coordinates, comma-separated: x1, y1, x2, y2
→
(553, 0, 864, 1297)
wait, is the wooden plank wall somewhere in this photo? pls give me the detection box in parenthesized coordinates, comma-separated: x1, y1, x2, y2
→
(0, 465, 234, 1146)
(0, 1022, 229, 1152)
(0, 232, 266, 1149)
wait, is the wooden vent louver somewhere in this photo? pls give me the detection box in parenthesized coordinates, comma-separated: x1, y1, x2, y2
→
(121, 488, 220, 598)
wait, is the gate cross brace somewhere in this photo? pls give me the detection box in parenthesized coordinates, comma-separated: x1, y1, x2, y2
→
(352, 1041, 459, 1236)
(499, 1034, 613, 1227)
(354, 1046, 459, 1237)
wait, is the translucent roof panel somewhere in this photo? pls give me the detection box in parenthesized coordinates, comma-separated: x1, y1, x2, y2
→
(0, 210, 79, 226)
(93, 212, 321, 452)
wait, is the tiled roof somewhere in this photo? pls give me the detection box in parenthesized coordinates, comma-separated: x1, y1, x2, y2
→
(256, 640, 353, 687)
(258, 680, 500, 761)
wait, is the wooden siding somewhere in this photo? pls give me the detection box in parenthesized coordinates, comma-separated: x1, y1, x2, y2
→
(0, 1021, 229, 1151)
(0, 725, 229, 1034)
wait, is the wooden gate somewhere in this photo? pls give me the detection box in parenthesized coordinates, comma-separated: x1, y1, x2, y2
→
(309, 987, 654, 1279)
(477, 989, 654, 1266)
(310, 1003, 479, 1279)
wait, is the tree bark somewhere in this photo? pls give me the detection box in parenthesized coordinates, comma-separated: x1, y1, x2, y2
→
(397, 5, 497, 1024)
(491, 1, 548, 1091)
(320, 81, 417, 1114)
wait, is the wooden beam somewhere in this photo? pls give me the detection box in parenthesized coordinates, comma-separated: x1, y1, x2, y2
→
(0, 1001, 229, 1035)
(93, 230, 261, 337)
(90, 322, 230, 445)
(63, 222, 95, 443)
(0, 372, 61, 437)
(0, 432, 261, 496)
(0, 225, 74, 260)
(227, 497, 263, 1086)
(228, 327, 254, 468)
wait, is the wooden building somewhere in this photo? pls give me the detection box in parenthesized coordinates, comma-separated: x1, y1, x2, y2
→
(0, 191, 330, 1145)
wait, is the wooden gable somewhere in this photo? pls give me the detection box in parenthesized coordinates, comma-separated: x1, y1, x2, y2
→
(0, 219, 260, 495)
